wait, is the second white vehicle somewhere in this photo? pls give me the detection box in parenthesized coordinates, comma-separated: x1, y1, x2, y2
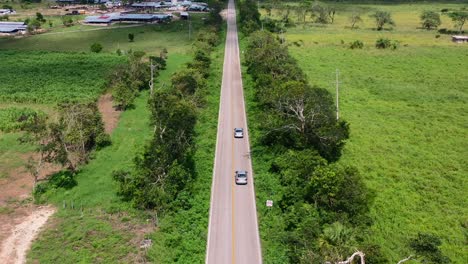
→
(234, 127, 244, 138)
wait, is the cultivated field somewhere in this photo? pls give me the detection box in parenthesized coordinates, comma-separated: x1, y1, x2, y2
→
(0, 51, 124, 103)
(265, 2, 468, 262)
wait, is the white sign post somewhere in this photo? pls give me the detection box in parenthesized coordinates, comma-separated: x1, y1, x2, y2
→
(266, 200, 273, 207)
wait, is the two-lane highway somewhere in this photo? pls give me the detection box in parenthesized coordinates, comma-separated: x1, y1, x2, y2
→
(205, 0, 262, 263)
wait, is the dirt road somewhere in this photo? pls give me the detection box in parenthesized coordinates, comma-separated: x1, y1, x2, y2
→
(0, 206, 55, 264)
(205, 0, 262, 263)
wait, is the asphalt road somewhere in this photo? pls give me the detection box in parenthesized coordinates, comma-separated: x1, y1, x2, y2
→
(205, 0, 262, 263)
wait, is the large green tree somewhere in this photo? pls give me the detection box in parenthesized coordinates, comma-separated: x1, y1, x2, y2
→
(420, 10, 441, 30)
(447, 11, 468, 33)
(370, 10, 395, 30)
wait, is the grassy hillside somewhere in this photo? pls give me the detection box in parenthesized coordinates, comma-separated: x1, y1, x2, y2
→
(263, 2, 468, 262)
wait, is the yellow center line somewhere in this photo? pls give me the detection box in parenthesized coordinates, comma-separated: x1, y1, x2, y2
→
(229, 45, 236, 264)
(231, 129, 236, 264)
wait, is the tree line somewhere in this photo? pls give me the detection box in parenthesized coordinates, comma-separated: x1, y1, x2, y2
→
(240, 0, 378, 263)
(113, 0, 224, 213)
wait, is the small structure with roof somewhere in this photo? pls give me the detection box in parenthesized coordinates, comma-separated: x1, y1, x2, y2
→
(0, 9, 16, 15)
(180, 11, 189, 20)
(84, 12, 172, 25)
(0, 21, 27, 36)
(452, 35, 468, 43)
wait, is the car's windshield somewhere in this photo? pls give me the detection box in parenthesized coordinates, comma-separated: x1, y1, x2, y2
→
(235, 128, 243, 132)
(237, 172, 247, 178)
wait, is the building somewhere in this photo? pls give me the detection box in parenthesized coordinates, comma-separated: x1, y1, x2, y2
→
(0, 22, 27, 36)
(187, 4, 209, 11)
(56, 0, 81, 5)
(0, 9, 16, 15)
(180, 11, 189, 20)
(452, 35, 468, 43)
(84, 13, 172, 25)
(131, 2, 163, 9)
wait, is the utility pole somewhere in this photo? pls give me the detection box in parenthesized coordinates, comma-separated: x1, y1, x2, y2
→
(149, 59, 156, 96)
(188, 15, 192, 40)
(335, 69, 340, 120)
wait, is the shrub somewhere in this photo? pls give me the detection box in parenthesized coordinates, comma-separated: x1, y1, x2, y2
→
(375, 38, 391, 49)
(375, 38, 399, 49)
(435, 34, 441, 38)
(409, 233, 451, 263)
(420, 10, 441, 30)
(0, 107, 46, 132)
(128, 33, 134, 42)
(349, 40, 364, 49)
(90, 43, 103, 53)
(62, 17, 73, 27)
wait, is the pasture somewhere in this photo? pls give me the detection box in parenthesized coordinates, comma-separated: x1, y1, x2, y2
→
(262, 2, 468, 262)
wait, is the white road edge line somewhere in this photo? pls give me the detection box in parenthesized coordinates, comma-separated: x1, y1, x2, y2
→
(236, 25, 263, 264)
(205, 23, 228, 264)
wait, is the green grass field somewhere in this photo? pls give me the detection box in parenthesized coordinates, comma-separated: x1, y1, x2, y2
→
(259, 2, 468, 262)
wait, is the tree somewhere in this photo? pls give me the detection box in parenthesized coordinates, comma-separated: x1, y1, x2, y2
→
(90, 43, 103, 53)
(128, 33, 134, 42)
(171, 70, 199, 95)
(110, 51, 150, 109)
(44, 103, 109, 172)
(27, 18, 41, 33)
(447, 11, 468, 33)
(311, 3, 330, 24)
(420, 11, 441, 30)
(19, 112, 49, 189)
(370, 11, 395, 30)
(268, 82, 349, 161)
(409, 233, 451, 263)
(115, 90, 197, 210)
(62, 16, 73, 27)
(349, 12, 363, 29)
(36, 12, 46, 23)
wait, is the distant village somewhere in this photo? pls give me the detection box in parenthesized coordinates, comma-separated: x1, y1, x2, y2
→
(0, 0, 210, 36)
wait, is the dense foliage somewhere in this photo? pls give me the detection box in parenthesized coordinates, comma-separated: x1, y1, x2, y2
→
(114, 22, 222, 213)
(0, 51, 125, 103)
(245, 31, 349, 162)
(241, 3, 376, 263)
(109, 51, 151, 110)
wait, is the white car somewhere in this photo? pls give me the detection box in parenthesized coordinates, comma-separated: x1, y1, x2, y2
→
(235, 170, 248, 185)
(234, 128, 244, 138)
